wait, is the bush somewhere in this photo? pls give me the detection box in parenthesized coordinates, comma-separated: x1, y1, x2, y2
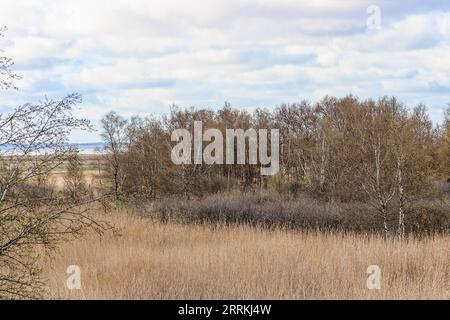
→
(406, 201, 450, 235)
(160, 191, 345, 231)
(157, 191, 450, 235)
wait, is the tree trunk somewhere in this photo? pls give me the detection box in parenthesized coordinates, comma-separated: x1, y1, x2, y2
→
(319, 135, 326, 191)
(397, 154, 406, 240)
(379, 201, 389, 238)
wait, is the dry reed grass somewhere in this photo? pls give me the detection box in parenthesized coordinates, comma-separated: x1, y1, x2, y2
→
(42, 210, 449, 300)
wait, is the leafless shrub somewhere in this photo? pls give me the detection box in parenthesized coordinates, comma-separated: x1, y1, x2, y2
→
(63, 152, 90, 203)
(406, 200, 450, 235)
(159, 192, 344, 231)
(158, 191, 450, 235)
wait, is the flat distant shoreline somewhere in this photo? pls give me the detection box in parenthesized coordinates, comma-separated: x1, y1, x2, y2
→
(67, 142, 105, 154)
(0, 142, 105, 155)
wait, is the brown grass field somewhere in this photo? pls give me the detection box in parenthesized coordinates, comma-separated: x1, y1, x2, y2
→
(47, 154, 104, 190)
(42, 209, 450, 300)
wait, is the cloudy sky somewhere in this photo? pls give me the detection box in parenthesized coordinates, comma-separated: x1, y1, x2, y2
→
(0, 0, 449, 142)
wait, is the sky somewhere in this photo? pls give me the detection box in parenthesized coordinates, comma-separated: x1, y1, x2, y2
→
(0, 0, 450, 142)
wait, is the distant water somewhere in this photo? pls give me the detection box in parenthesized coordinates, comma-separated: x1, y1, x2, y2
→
(0, 142, 106, 155)
(69, 142, 106, 154)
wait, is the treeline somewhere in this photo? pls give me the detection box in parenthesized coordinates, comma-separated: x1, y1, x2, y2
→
(99, 95, 450, 237)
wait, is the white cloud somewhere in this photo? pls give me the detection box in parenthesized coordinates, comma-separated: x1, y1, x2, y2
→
(1, 0, 450, 142)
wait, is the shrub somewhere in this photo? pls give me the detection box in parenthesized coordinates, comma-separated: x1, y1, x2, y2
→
(406, 201, 450, 235)
(157, 191, 450, 235)
(159, 191, 344, 231)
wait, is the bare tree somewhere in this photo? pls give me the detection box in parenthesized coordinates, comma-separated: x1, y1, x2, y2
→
(441, 106, 450, 182)
(0, 27, 19, 90)
(355, 99, 397, 236)
(0, 94, 110, 299)
(0, 30, 107, 299)
(100, 111, 128, 200)
(63, 151, 88, 203)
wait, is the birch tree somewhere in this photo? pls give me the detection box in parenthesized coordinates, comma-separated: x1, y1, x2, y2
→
(100, 111, 128, 200)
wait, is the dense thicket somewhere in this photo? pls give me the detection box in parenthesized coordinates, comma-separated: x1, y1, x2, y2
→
(101, 96, 450, 237)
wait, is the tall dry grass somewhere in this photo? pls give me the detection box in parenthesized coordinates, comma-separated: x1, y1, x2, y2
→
(42, 210, 449, 300)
